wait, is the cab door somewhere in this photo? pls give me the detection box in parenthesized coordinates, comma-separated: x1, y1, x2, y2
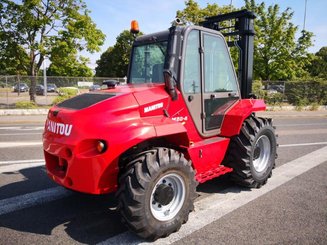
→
(202, 32, 240, 134)
(182, 28, 240, 137)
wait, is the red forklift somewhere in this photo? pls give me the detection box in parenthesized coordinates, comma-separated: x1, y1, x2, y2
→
(43, 10, 277, 240)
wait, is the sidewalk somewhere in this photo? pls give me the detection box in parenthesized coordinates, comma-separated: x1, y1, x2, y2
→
(258, 109, 327, 118)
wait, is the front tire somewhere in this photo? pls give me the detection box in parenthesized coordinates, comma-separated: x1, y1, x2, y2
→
(223, 115, 277, 188)
(117, 147, 197, 240)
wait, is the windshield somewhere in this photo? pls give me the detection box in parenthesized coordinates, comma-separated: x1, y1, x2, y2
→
(129, 41, 167, 84)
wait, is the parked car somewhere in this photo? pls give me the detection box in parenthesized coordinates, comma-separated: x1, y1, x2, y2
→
(89, 84, 101, 91)
(36, 85, 45, 95)
(47, 83, 58, 93)
(36, 84, 58, 95)
(13, 83, 29, 92)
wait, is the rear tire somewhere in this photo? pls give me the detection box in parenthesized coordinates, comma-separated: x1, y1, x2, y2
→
(223, 115, 277, 188)
(116, 147, 197, 240)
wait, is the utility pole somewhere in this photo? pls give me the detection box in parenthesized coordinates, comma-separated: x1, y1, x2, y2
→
(43, 58, 48, 104)
(303, 0, 307, 30)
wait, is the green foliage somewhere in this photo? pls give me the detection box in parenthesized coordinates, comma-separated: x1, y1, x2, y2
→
(252, 81, 286, 105)
(95, 30, 142, 77)
(47, 46, 93, 77)
(176, 1, 314, 81)
(309, 102, 320, 111)
(15, 101, 38, 109)
(252, 80, 265, 98)
(0, 36, 29, 75)
(52, 87, 79, 105)
(264, 92, 285, 106)
(285, 80, 327, 106)
(0, 0, 105, 101)
(176, 0, 233, 24)
(308, 47, 327, 79)
(244, 0, 313, 81)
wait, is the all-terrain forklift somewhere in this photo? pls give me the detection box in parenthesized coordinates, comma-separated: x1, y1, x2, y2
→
(43, 9, 277, 240)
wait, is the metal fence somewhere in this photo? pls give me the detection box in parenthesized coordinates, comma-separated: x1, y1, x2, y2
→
(0, 75, 126, 108)
(257, 80, 326, 106)
(0, 76, 325, 108)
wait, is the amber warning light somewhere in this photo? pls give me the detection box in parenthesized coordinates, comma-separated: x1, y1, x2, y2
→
(130, 20, 139, 34)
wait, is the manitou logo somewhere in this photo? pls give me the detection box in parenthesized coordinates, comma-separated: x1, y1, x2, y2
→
(46, 119, 73, 136)
(144, 102, 164, 113)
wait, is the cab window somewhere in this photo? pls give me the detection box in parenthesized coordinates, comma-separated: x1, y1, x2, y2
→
(183, 30, 201, 94)
(203, 34, 238, 93)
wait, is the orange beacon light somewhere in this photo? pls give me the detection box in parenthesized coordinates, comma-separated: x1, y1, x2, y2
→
(130, 20, 140, 34)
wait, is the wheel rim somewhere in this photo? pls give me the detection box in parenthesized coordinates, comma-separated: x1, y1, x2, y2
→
(253, 135, 271, 173)
(150, 173, 186, 221)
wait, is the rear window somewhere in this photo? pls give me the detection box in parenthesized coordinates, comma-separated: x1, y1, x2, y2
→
(57, 93, 116, 110)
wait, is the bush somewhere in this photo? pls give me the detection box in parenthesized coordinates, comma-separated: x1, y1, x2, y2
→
(309, 102, 320, 111)
(15, 101, 38, 109)
(52, 87, 79, 105)
(264, 92, 285, 106)
(252, 80, 265, 99)
(285, 80, 327, 106)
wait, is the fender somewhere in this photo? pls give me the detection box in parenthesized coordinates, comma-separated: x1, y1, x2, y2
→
(98, 116, 189, 193)
(220, 99, 266, 137)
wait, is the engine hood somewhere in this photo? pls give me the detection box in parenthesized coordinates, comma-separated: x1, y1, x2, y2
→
(45, 83, 170, 140)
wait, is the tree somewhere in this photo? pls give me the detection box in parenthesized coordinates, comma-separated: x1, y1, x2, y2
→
(308, 47, 327, 79)
(0, 32, 29, 75)
(47, 40, 93, 77)
(244, 0, 313, 80)
(176, 0, 314, 81)
(176, 0, 233, 24)
(0, 0, 105, 101)
(95, 30, 142, 77)
(95, 47, 115, 77)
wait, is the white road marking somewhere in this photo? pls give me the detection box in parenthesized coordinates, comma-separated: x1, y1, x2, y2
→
(275, 123, 327, 127)
(0, 146, 326, 241)
(0, 159, 44, 165)
(0, 133, 42, 136)
(0, 141, 42, 148)
(279, 142, 327, 147)
(0, 126, 44, 131)
(0, 161, 45, 173)
(98, 146, 327, 245)
(0, 187, 71, 216)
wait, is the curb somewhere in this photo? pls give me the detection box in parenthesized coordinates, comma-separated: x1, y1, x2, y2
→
(267, 105, 327, 111)
(0, 109, 49, 116)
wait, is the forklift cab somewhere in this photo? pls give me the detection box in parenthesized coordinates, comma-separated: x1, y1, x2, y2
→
(128, 10, 255, 136)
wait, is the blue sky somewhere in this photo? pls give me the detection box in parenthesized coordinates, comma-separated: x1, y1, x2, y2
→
(84, 0, 327, 69)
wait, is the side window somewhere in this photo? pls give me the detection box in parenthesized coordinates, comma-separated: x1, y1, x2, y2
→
(183, 30, 200, 94)
(203, 34, 238, 93)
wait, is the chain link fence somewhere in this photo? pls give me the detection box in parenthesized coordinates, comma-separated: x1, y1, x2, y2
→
(256, 80, 327, 107)
(1, 76, 326, 108)
(0, 75, 126, 108)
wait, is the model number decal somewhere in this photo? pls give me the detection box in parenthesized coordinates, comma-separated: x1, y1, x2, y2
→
(144, 102, 163, 113)
(172, 116, 188, 122)
(46, 119, 73, 136)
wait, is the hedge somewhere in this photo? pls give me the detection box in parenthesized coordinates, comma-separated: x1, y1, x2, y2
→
(252, 80, 327, 106)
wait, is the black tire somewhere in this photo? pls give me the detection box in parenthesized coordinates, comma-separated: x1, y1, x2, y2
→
(116, 147, 197, 240)
(223, 115, 277, 188)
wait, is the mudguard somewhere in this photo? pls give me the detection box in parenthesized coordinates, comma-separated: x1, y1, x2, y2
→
(220, 99, 266, 137)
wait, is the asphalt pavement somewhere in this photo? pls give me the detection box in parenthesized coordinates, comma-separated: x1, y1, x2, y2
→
(0, 110, 326, 244)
